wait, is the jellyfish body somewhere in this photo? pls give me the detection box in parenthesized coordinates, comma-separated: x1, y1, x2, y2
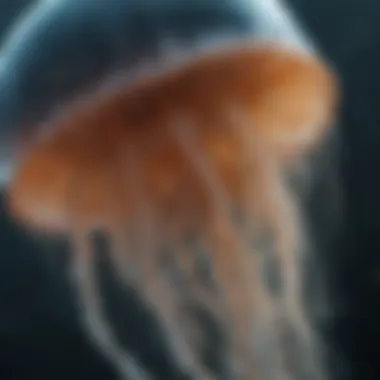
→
(5, 42, 339, 380)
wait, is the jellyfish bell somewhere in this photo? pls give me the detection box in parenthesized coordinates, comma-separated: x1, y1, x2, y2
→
(6, 44, 337, 235)
(4, 42, 339, 379)
(0, 0, 311, 190)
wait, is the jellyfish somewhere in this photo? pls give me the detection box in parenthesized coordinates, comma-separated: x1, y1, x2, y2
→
(0, 1, 341, 380)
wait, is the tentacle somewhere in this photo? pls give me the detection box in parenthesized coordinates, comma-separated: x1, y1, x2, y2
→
(70, 226, 151, 380)
(105, 147, 214, 380)
(169, 118, 283, 380)
(230, 108, 327, 380)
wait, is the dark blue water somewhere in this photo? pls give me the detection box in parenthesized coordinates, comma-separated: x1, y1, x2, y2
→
(0, 1, 378, 379)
